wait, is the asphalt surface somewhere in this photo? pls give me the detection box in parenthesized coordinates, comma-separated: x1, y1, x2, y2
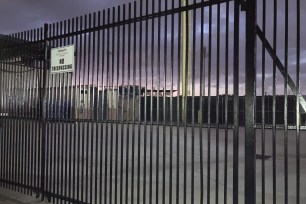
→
(0, 188, 47, 204)
(0, 121, 306, 203)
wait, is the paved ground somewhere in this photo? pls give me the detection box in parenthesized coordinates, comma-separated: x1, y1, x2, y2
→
(0, 188, 47, 204)
(1, 121, 306, 203)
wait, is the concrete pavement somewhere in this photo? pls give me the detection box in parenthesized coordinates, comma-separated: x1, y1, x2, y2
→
(0, 188, 47, 204)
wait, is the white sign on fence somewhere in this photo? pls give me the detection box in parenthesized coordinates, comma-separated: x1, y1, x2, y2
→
(51, 45, 74, 74)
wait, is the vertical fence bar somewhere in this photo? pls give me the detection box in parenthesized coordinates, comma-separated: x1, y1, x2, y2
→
(119, 6, 125, 204)
(8, 33, 13, 192)
(15, 32, 20, 193)
(104, 9, 110, 204)
(11, 32, 17, 193)
(110, 8, 115, 204)
(296, 1, 300, 204)
(25, 31, 31, 196)
(12, 32, 16, 192)
(28, 29, 33, 196)
(137, 1, 143, 203)
(261, 0, 266, 203)
(1, 34, 5, 190)
(272, 1, 277, 203)
(40, 23, 49, 201)
(55, 22, 60, 204)
(45, 23, 51, 202)
(233, 0, 240, 203)
(8, 33, 13, 191)
(76, 16, 82, 202)
(3, 34, 8, 190)
(33, 30, 38, 195)
(15, 32, 20, 192)
(49, 23, 56, 203)
(199, 0, 205, 203)
(207, 0, 212, 202)
(125, 4, 131, 204)
(224, 1, 229, 203)
(49, 23, 55, 203)
(20, 32, 28, 193)
(34, 29, 39, 195)
(85, 14, 91, 203)
(95, 12, 101, 204)
(245, 0, 257, 203)
(80, 15, 86, 203)
(68, 18, 73, 203)
(25, 29, 31, 195)
(59, 20, 65, 204)
(191, 0, 196, 203)
(3, 33, 7, 189)
(156, 0, 161, 203)
(89, 12, 94, 204)
(90, 13, 95, 204)
(162, 1, 167, 203)
(53, 23, 60, 203)
(284, 0, 289, 203)
(19, 31, 23, 193)
(14, 33, 20, 192)
(61, 20, 67, 204)
(149, 1, 154, 203)
(2, 34, 7, 189)
(183, 1, 189, 204)
(60, 20, 66, 204)
(37, 27, 43, 198)
(114, 6, 120, 204)
(6, 33, 10, 190)
(0, 35, 3, 188)
(143, 0, 148, 203)
(9, 33, 13, 191)
(169, 1, 175, 203)
(0, 35, 2, 188)
(63, 19, 69, 204)
(32, 29, 37, 196)
(131, 3, 137, 203)
(9, 33, 13, 190)
(216, 2, 221, 203)
(55, 21, 61, 204)
(20, 32, 29, 193)
(99, 11, 106, 204)
(6, 33, 11, 192)
(176, 1, 182, 204)
(16, 32, 22, 192)
(0, 35, 5, 189)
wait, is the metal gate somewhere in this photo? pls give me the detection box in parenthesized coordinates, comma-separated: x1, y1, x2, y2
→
(0, 0, 305, 203)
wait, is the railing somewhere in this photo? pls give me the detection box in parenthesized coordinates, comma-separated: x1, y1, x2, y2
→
(0, 0, 304, 204)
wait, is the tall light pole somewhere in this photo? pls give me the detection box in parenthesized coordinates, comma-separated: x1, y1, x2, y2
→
(203, 46, 207, 97)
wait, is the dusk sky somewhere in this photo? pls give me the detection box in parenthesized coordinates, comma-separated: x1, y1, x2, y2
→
(1, 0, 306, 96)
(0, 0, 135, 34)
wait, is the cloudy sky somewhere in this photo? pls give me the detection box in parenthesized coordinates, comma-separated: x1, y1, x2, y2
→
(1, 0, 306, 96)
(0, 0, 136, 34)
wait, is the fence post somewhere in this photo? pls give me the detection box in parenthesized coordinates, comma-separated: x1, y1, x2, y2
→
(245, 0, 257, 204)
(233, 0, 240, 203)
(40, 23, 49, 201)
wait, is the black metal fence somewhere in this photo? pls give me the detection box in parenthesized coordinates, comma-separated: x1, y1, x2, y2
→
(0, 0, 305, 204)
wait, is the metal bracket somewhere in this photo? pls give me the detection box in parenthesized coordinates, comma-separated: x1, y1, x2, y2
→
(240, 0, 247, 11)
(257, 25, 306, 113)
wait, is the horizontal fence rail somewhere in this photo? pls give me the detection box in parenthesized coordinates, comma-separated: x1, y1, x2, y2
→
(0, 0, 305, 204)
